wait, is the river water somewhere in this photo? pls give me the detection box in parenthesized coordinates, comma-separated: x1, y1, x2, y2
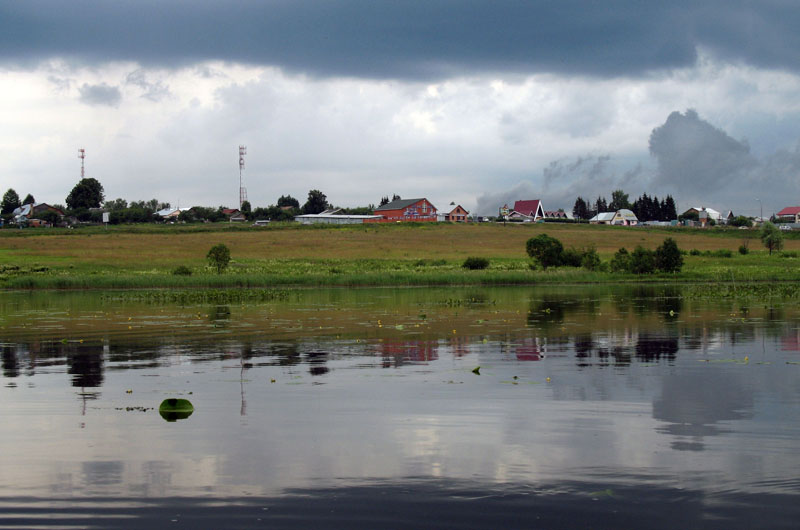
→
(1, 286, 799, 528)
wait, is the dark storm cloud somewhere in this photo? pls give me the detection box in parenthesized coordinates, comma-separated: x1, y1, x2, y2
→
(2, 1, 799, 79)
(649, 109, 757, 194)
(78, 82, 122, 106)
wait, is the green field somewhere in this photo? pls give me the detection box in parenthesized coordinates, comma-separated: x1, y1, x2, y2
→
(1, 222, 798, 289)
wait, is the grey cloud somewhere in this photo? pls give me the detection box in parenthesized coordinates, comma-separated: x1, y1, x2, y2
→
(78, 82, 122, 107)
(474, 155, 652, 216)
(47, 75, 71, 92)
(647, 109, 800, 213)
(649, 109, 757, 195)
(2, 1, 799, 80)
(125, 69, 170, 101)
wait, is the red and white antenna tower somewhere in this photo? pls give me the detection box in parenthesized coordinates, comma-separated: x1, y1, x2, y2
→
(238, 145, 248, 209)
(78, 148, 86, 178)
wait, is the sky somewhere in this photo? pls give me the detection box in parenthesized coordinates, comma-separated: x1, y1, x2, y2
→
(2, 0, 800, 216)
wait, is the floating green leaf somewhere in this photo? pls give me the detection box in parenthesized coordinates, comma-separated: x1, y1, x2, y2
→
(159, 398, 194, 422)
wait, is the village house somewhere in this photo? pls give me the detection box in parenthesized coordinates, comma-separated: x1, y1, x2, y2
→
(682, 207, 724, 226)
(295, 208, 382, 225)
(445, 205, 470, 222)
(372, 198, 437, 222)
(776, 206, 800, 224)
(509, 199, 545, 222)
(589, 209, 638, 226)
(12, 203, 65, 226)
(222, 208, 246, 222)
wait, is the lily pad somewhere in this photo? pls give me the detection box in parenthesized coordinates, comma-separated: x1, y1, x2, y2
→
(159, 398, 194, 422)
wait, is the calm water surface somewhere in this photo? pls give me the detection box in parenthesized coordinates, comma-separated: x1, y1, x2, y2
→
(1, 286, 799, 528)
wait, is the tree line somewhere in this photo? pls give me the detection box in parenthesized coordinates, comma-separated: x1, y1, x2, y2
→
(572, 189, 678, 222)
(2, 177, 397, 226)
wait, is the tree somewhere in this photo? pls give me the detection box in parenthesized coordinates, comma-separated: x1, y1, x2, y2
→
(663, 195, 677, 221)
(609, 248, 631, 273)
(526, 234, 564, 270)
(66, 178, 104, 210)
(760, 222, 784, 255)
(22, 194, 35, 205)
(595, 196, 608, 215)
(240, 200, 251, 213)
(39, 210, 61, 226)
(207, 243, 231, 274)
(572, 197, 589, 220)
(277, 195, 300, 208)
(302, 189, 329, 214)
(629, 246, 656, 274)
(379, 196, 389, 206)
(729, 215, 751, 227)
(392, 193, 401, 201)
(104, 198, 128, 211)
(655, 238, 683, 272)
(1, 189, 21, 215)
(608, 189, 630, 211)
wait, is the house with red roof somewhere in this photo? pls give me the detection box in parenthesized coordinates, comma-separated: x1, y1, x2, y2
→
(372, 198, 437, 222)
(509, 199, 545, 222)
(776, 206, 800, 224)
(445, 205, 470, 222)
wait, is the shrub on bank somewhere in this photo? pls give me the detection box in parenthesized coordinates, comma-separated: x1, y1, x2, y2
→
(462, 257, 490, 270)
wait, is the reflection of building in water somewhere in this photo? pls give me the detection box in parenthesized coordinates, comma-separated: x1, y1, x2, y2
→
(515, 338, 545, 361)
(380, 341, 438, 367)
(306, 351, 330, 376)
(781, 330, 800, 352)
(1, 343, 21, 379)
(67, 342, 106, 389)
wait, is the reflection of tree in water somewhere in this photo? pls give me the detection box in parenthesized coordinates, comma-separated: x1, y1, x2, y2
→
(572, 333, 677, 366)
(635, 334, 678, 362)
(631, 286, 683, 321)
(209, 305, 231, 327)
(272, 342, 302, 366)
(527, 296, 602, 330)
(306, 350, 330, 376)
(67, 343, 104, 388)
(653, 371, 753, 451)
(1, 344, 19, 378)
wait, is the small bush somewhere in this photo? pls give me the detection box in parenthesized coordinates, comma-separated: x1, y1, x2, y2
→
(581, 247, 602, 271)
(462, 256, 490, 270)
(738, 245, 749, 255)
(711, 249, 733, 258)
(525, 234, 564, 270)
(655, 237, 683, 273)
(560, 247, 584, 267)
(207, 243, 231, 274)
(689, 249, 701, 256)
(172, 265, 192, 276)
(629, 246, 656, 274)
(781, 250, 798, 258)
(609, 248, 631, 273)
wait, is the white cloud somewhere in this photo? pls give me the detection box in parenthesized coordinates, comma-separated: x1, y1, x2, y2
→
(2, 52, 800, 215)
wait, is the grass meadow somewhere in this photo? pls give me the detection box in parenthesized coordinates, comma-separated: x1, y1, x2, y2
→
(1, 221, 798, 289)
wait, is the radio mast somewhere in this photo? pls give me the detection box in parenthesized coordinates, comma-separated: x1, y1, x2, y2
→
(78, 148, 86, 178)
(238, 145, 248, 209)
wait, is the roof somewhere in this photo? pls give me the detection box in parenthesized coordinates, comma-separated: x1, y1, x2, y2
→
(448, 205, 468, 214)
(375, 198, 428, 211)
(615, 209, 638, 220)
(589, 212, 616, 222)
(295, 214, 382, 219)
(777, 206, 800, 216)
(513, 200, 542, 216)
(685, 206, 722, 219)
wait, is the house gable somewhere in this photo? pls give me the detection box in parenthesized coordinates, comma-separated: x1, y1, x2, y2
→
(513, 199, 545, 220)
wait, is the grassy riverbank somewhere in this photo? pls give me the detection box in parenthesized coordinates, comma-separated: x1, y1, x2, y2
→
(1, 222, 798, 289)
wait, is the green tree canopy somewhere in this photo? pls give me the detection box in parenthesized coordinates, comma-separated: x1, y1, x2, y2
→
(655, 237, 683, 273)
(608, 189, 630, 211)
(240, 200, 251, 213)
(525, 234, 564, 270)
(1, 189, 21, 215)
(207, 243, 231, 274)
(760, 221, 784, 255)
(277, 195, 300, 208)
(22, 193, 35, 205)
(302, 189, 329, 214)
(66, 178, 105, 210)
